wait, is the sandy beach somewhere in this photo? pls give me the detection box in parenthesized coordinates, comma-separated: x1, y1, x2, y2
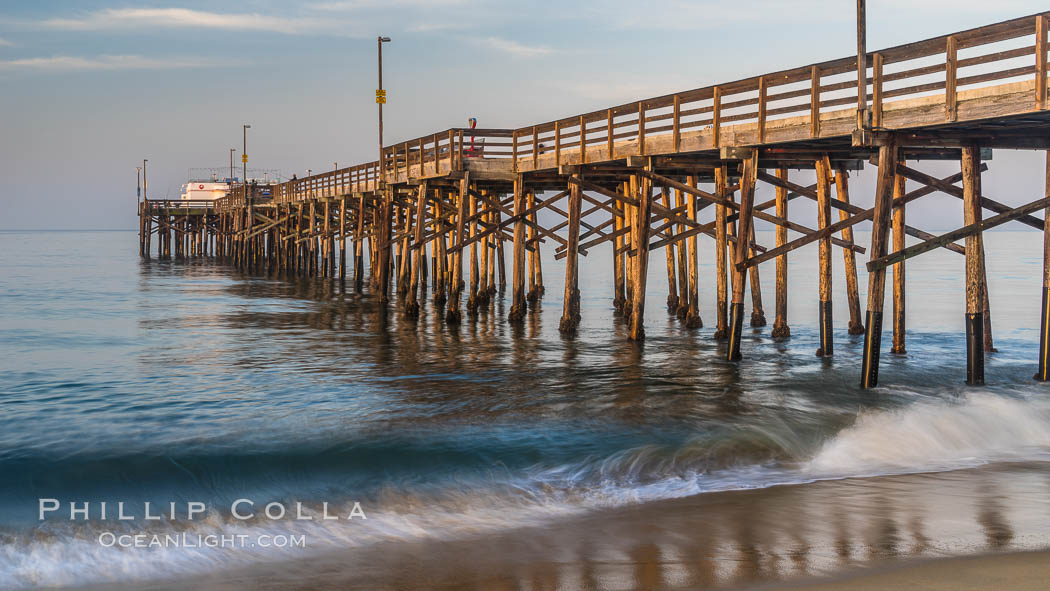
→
(767, 551, 1050, 591)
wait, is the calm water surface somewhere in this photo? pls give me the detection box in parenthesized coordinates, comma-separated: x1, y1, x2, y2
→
(1, 229, 1049, 589)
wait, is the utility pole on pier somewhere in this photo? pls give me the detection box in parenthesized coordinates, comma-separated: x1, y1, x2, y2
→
(377, 36, 391, 182)
(229, 148, 235, 182)
(857, 0, 867, 126)
(142, 159, 147, 201)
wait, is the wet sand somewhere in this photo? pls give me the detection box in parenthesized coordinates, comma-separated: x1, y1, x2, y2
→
(767, 550, 1050, 591)
(81, 462, 1050, 591)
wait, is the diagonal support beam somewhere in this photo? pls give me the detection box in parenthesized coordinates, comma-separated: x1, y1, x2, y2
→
(758, 169, 964, 256)
(895, 163, 1043, 230)
(867, 196, 1050, 272)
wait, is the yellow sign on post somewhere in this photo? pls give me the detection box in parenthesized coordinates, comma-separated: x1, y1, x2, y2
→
(241, 154, 248, 163)
(376, 89, 386, 104)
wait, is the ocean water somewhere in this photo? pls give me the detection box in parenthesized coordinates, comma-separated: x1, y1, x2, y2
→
(1, 229, 1049, 589)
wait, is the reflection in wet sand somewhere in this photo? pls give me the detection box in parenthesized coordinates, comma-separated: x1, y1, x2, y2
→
(95, 463, 1050, 591)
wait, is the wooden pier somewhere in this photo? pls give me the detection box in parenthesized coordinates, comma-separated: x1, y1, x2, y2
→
(139, 11, 1050, 388)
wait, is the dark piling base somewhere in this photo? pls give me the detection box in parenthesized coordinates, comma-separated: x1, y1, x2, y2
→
(508, 305, 526, 323)
(966, 312, 985, 386)
(860, 310, 883, 388)
(685, 309, 702, 329)
(816, 300, 833, 357)
(771, 321, 790, 339)
(750, 311, 767, 328)
(727, 302, 744, 361)
(1037, 287, 1050, 381)
(848, 320, 866, 335)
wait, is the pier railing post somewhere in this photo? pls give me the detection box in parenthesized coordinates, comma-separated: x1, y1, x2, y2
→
(962, 144, 985, 385)
(861, 136, 898, 389)
(728, 150, 757, 360)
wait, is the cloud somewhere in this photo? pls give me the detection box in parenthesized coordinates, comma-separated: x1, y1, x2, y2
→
(41, 8, 327, 34)
(0, 37, 13, 47)
(478, 37, 553, 57)
(0, 55, 220, 72)
(309, 0, 468, 10)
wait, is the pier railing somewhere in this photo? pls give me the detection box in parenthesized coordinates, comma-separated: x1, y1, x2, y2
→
(141, 199, 217, 212)
(506, 12, 1048, 170)
(244, 128, 514, 205)
(210, 12, 1047, 204)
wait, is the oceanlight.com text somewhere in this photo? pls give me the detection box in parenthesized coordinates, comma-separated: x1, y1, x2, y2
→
(97, 532, 307, 549)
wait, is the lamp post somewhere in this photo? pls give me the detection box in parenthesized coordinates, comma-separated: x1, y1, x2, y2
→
(229, 148, 236, 182)
(377, 36, 391, 182)
(142, 159, 148, 201)
(136, 166, 142, 204)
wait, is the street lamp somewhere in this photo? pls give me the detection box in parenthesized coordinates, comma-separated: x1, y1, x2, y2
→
(242, 124, 251, 187)
(377, 36, 391, 181)
(136, 166, 142, 204)
(229, 148, 236, 182)
(142, 159, 148, 201)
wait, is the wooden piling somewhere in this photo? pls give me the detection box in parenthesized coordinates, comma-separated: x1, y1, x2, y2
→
(466, 188, 480, 315)
(674, 188, 690, 319)
(613, 194, 626, 313)
(815, 156, 834, 357)
(509, 176, 527, 322)
(772, 168, 790, 338)
(891, 164, 907, 353)
(714, 165, 730, 339)
(748, 226, 766, 327)
(728, 151, 757, 360)
(685, 176, 702, 328)
(560, 176, 583, 333)
(376, 189, 394, 304)
(628, 171, 653, 341)
(1038, 149, 1050, 381)
(405, 182, 428, 317)
(836, 166, 865, 336)
(433, 196, 448, 306)
(962, 144, 985, 385)
(662, 187, 679, 313)
(447, 174, 469, 323)
(860, 137, 898, 389)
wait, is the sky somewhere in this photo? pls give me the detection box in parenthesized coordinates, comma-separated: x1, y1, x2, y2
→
(0, 0, 1048, 230)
